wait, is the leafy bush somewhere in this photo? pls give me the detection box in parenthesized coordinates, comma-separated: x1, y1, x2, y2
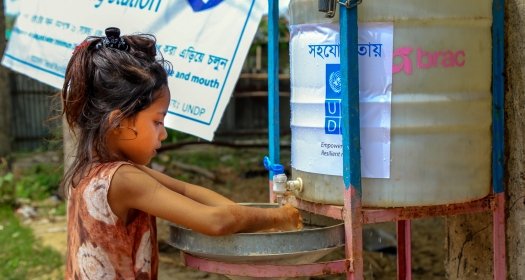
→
(0, 171, 15, 207)
(0, 158, 16, 207)
(14, 164, 62, 201)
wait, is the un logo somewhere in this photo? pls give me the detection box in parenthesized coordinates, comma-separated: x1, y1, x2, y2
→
(188, 0, 224, 12)
(329, 70, 342, 94)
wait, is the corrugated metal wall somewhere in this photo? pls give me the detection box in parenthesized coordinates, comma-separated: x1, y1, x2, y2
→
(9, 72, 60, 151)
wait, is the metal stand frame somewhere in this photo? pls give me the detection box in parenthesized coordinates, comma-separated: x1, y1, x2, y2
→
(180, 0, 506, 278)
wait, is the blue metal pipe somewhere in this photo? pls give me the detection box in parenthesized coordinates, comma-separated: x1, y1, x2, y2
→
(340, 3, 362, 193)
(268, 0, 280, 179)
(492, 0, 505, 194)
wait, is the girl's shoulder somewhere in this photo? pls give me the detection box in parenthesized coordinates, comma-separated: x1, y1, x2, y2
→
(107, 163, 161, 221)
(77, 161, 134, 191)
(111, 162, 145, 180)
(87, 161, 132, 178)
(98, 161, 133, 172)
(108, 162, 166, 199)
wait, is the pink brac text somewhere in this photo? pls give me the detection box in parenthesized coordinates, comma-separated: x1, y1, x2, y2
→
(393, 47, 466, 75)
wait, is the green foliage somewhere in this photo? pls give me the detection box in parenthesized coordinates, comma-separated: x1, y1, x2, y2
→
(0, 171, 16, 207)
(15, 164, 62, 201)
(254, 16, 290, 44)
(166, 129, 198, 143)
(165, 147, 268, 172)
(0, 158, 16, 207)
(0, 156, 63, 205)
(53, 202, 67, 216)
(0, 206, 63, 279)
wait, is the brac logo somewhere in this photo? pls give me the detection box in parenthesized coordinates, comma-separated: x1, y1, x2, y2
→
(393, 46, 466, 76)
(187, 0, 224, 12)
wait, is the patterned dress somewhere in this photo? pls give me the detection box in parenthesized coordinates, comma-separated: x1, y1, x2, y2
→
(65, 162, 158, 280)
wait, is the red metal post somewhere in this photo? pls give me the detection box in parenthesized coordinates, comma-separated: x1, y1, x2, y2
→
(396, 220, 412, 280)
(362, 196, 493, 224)
(344, 187, 363, 279)
(182, 253, 349, 278)
(268, 180, 276, 203)
(493, 192, 506, 280)
(293, 198, 344, 220)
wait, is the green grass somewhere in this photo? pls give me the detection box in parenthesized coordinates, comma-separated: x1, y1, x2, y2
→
(0, 206, 63, 280)
(164, 146, 270, 171)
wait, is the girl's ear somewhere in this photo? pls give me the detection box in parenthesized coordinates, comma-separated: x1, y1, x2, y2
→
(108, 109, 123, 131)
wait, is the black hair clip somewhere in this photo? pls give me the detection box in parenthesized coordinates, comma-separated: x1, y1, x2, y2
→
(95, 27, 129, 51)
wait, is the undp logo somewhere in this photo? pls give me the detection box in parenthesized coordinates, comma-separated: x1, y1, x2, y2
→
(329, 70, 342, 94)
(188, 0, 224, 12)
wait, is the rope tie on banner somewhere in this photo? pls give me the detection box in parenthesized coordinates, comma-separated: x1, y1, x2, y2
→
(339, 0, 362, 9)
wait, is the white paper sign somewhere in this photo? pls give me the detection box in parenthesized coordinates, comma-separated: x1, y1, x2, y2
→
(2, 0, 266, 140)
(290, 22, 393, 178)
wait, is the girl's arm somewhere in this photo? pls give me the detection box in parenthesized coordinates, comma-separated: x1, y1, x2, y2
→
(133, 164, 235, 206)
(108, 164, 302, 236)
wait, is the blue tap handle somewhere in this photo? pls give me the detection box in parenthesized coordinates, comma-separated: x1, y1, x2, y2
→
(263, 156, 284, 175)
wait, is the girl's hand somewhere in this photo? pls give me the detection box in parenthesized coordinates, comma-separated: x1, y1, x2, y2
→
(273, 204, 303, 232)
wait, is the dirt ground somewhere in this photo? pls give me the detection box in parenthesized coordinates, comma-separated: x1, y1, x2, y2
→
(21, 146, 447, 279)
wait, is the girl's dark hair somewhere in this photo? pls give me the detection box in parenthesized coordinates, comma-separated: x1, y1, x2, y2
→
(61, 28, 172, 194)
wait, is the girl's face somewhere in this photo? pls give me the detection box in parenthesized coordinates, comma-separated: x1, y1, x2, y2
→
(110, 86, 170, 165)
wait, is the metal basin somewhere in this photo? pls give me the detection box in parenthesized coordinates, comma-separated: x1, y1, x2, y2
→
(168, 203, 345, 264)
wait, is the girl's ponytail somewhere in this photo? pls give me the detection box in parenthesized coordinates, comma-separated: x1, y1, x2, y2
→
(61, 39, 96, 131)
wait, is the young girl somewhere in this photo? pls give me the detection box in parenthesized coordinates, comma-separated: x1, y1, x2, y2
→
(62, 27, 302, 280)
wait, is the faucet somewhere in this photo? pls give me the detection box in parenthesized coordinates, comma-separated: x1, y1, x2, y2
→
(263, 156, 303, 205)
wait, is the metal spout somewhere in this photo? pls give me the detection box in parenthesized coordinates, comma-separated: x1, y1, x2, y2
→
(287, 177, 304, 195)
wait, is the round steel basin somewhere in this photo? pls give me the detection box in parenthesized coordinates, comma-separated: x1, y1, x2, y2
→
(168, 203, 345, 264)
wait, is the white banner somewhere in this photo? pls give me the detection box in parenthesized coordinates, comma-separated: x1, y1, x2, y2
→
(2, 0, 266, 140)
(290, 23, 393, 178)
(4, 0, 20, 16)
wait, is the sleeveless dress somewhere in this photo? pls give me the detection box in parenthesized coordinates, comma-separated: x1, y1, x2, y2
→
(65, 161, 158, 280)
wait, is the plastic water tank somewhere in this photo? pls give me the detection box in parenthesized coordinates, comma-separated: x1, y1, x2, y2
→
(289, 0, 493, 207)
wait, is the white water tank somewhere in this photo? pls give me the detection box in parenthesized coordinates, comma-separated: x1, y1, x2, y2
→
(289, 0, 493, 207)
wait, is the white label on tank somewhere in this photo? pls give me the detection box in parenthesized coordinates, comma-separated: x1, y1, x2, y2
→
(290, 22, 393, 178)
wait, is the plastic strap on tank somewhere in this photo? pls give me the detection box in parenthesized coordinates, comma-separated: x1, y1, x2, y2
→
(339, 0, 362, 9)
